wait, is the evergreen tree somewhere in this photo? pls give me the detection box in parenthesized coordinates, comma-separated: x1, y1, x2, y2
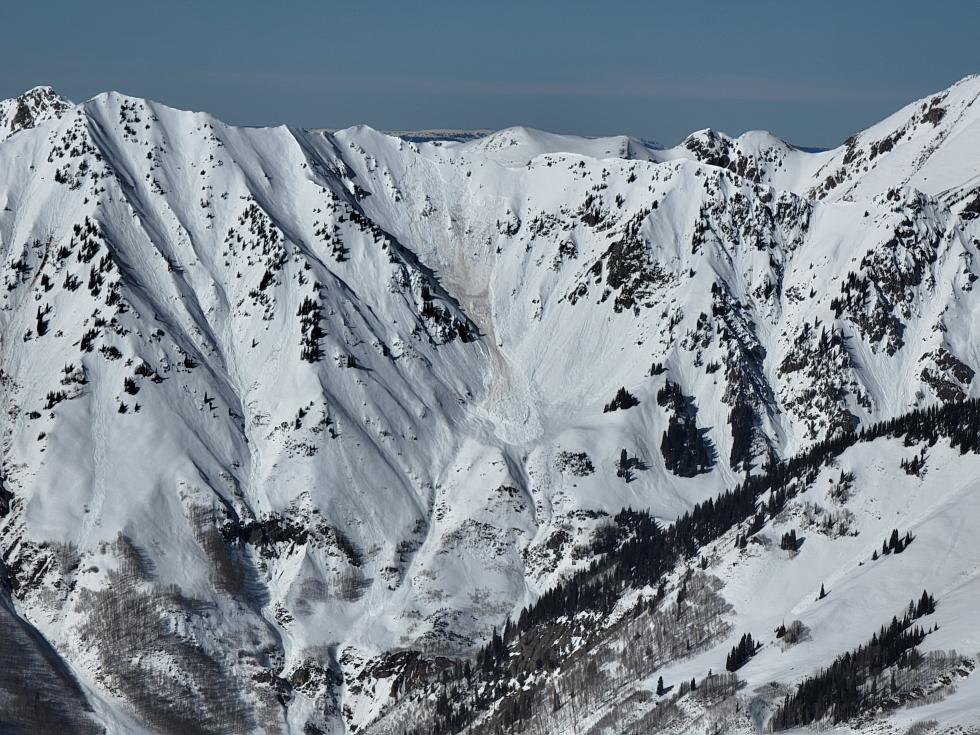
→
(726, 633, 757, 671)
(604, 386, 639, 413)
(889, 528, 900, 551)
(780, 529, 798, 551)
(616, 448, 634, 481)
(915, 589, 936, 617)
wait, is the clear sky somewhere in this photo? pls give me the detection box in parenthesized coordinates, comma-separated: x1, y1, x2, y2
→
(2, 0, 977, 148)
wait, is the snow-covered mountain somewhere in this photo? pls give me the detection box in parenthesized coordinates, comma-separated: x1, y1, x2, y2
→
(2, 76, 980, 734)
(0, 85, 72, 143)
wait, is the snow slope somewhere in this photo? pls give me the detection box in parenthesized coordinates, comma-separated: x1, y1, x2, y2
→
(0, 76, 979, 733)
(656, 74, 980, 206)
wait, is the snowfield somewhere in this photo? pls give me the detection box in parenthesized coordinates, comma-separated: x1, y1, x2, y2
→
(1, 75, 980, 734)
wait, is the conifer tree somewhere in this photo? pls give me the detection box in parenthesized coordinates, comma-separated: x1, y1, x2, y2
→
(915, 590, 936, 617)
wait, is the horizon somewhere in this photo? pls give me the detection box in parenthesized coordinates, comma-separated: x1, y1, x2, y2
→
(2, 1, 978, 149)
(7, 74, 976, 153)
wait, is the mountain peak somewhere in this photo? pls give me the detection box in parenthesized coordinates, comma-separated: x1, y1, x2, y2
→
(0, 84, 72, 142)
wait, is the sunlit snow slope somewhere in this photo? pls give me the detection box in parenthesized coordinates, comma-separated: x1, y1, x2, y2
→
(1, 76, 980, 734)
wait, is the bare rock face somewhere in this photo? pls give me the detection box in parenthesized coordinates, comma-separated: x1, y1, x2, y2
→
(0, 85, 72, 142)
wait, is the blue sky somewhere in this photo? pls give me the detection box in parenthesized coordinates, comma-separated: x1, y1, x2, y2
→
(2, 1, 977, 147)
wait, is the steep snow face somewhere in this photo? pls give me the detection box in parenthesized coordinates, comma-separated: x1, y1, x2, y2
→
(0, 92, 488, 733)
(0, 85, 72, 142)
(657, 75, 980, 206)
(0, 79, 979, 733)
(336, 124, 979, 453)
(806, 74, 980, 202)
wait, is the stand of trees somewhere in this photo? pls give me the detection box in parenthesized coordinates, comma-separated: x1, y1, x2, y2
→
(876, 528, 914, 559)
(728, 399, 756, 472)
(771, 593, 937, 729)
(399, 397, 980, 735)
(658, 380, 712, 476)
(725, 633, 758, 671)
(297, 295, 324, 363)
(604, 387, 639, 413)
(780, 529, 798, 551)
(661, 413, 712, 476)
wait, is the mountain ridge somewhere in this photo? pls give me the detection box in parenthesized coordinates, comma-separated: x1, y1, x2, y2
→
(1, 75, 980, 734)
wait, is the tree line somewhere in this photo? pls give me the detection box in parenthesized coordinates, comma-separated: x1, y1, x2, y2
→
(771, 592, 937, 729)
(397, 397, 980, 734)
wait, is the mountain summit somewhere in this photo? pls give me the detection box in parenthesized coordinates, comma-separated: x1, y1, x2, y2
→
(0, 85, 72, 142)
